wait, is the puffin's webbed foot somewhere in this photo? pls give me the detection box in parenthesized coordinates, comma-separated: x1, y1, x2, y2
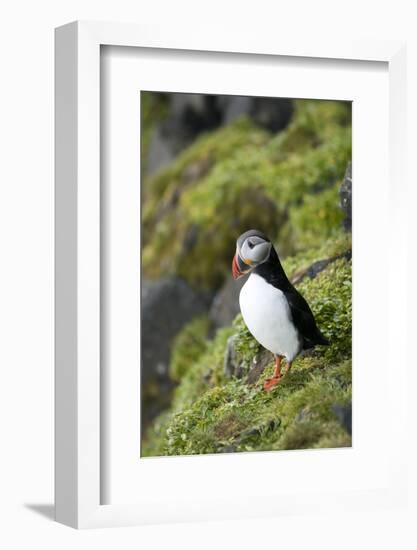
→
(263, 375, 282, 392)
(263, 356, 292, 392)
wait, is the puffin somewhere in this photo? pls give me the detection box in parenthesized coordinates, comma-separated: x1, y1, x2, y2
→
(232, 229, 329, 391)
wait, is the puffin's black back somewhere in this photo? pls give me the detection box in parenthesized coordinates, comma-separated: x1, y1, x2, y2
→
(254, 246, 329, 350)
(283, 288, 329, 349)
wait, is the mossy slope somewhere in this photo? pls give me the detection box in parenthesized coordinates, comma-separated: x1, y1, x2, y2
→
(142, 231, 352, 457)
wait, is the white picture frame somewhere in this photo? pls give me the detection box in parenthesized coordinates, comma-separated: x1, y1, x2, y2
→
(55, 21, 407, 529)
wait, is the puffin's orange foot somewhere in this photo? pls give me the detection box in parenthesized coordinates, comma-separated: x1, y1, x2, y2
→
(263, 376, 282, 392)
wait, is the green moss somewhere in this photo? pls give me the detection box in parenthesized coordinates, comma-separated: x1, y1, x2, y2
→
(282, 230, 351, 276)
(142, 117, 268, 211)
(171, 325, 235, 413)
(297, 259, 352, 362)
(142, 235, 352, 457)
(141, 99, 351, 290)
(170, 316, 211, 382)
(232, 313, 262, 357)
(142, 355, 351, 456)
(282, 186, 344, 252)
(271, 99, 351, 155)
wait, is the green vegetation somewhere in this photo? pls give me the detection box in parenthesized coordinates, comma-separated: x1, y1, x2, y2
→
(142, 232, 352, 457)
(141, 96, 352, 457)
(169, 315, 211, 382)
(142, 99, 351, 289)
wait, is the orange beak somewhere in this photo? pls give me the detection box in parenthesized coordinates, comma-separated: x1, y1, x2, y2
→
(232, 254, 245, 280)
(232, 254, 241, 279)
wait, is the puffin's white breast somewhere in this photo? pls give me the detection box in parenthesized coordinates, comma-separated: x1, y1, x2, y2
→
(239, 273, 301, 361)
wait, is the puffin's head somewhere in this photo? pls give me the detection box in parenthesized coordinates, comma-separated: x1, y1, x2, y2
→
(232, 229, 272, 280)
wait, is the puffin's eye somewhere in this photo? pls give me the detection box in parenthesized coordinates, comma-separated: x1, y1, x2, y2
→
(248, 240, 254, 249)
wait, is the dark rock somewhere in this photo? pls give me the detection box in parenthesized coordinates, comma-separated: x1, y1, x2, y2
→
(182, 224, 199, 254)
(146, 94, 222, 174)
(222, 96, 294, 133)
(236, 418, 280, 445)
(291, 258, 333, 285)
(246, 350, 273, 385)
(332, 402, 352, 435)
(218, 445, 237, 454)
(142, 277, 209, 384)
(224, 335, 273, 384)
(221, 95, 252, 123)
(223, 334, 254, 379)
(210, 277, 245, 329)
(224, 335, 243, 378)
(146, 93, 294, 175)
(146, 126, 176, 175)
(268, 419, 280, 431)
(243, 427, 262, 437)
(141, 279, 154, 302)
(251, 97, 294, 133)
(141, 277, 209, 427)
(340, 162, 352, 232)
(169, 93, 222, 141)
(291, 250, 352, 285)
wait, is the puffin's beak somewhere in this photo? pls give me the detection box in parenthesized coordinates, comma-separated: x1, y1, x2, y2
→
(232, 254, 242, 279)
(232, 253, 251, 279)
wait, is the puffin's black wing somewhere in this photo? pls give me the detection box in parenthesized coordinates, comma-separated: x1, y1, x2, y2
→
(284, 288, 329, 349)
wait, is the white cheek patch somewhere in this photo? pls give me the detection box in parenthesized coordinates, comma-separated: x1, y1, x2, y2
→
(241, 239, 271, 264)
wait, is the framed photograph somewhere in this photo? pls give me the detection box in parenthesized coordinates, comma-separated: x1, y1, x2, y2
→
(55, 21, 407, 528)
